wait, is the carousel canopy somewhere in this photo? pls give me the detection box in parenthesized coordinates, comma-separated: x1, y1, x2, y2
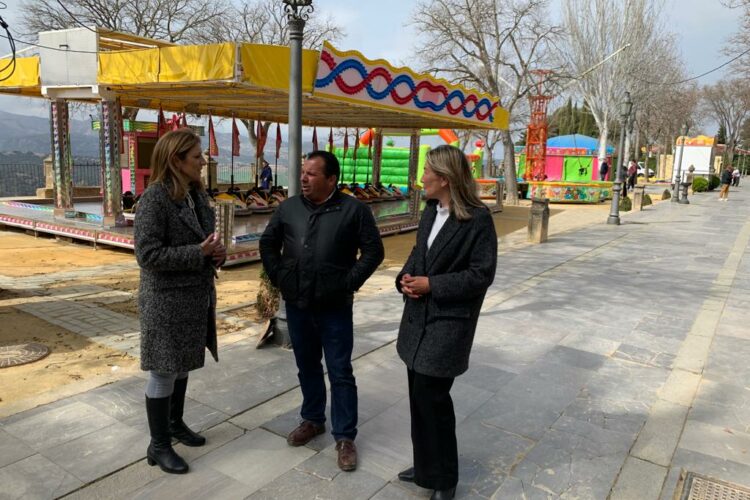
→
(0, 28, 509, 131)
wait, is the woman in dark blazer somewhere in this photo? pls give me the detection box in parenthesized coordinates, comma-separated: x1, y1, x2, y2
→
(396, 145, 497, 500)
(134, 129, 226, 474)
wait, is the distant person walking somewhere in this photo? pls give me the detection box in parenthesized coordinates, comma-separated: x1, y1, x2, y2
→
(134, 129, 226, 475)
(719, 165, 733, 201)
(627, 160, 637, 190)
(395, 145, 497, 500)
(599, 159, 609, 181)
(732, 167, 740, 187)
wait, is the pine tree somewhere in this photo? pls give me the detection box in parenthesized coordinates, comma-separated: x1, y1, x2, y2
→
(717, 123, 727, 144)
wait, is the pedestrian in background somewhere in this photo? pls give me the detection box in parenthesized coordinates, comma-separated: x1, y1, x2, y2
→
(627, 159, 637, 190)
(599, 159, 609, 181)
(260, 151, 384, 472)
(720, 164, 733, 201)
(134, 129, 225, 475)
(395, 145, 498, 500)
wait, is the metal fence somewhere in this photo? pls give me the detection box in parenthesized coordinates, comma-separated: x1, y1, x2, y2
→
(216, 163, 290, 186)
(0, 162, 102, 197)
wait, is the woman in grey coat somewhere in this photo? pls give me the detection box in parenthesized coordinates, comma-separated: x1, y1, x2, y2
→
(395, 145, 497, 500)
(134, 129, 226, 474)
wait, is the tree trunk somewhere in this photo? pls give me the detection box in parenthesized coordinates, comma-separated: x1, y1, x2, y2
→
(597, 125, 609, 166)
(624, 130, 632, 167)
(502, 129, 519, 205)
(634, 125, 641, 162)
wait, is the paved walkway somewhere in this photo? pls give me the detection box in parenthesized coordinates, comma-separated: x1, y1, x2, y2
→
(2, 186, 750, 499)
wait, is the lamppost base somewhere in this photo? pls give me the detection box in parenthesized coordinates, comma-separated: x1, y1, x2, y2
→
(678, 197, 690, 205)
(607, 215, 621, 225)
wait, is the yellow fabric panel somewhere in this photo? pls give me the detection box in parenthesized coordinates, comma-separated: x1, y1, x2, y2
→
(159, 43, 235, 82)
(0, 56, 40, 88)
(98, 49, 159, 84)
(241, 44, 318, 92)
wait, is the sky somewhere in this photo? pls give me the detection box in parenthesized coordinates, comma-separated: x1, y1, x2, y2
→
(0, 0, 742, 136)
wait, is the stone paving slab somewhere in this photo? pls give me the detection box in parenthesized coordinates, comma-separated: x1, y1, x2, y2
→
(5, 188, 750, 499)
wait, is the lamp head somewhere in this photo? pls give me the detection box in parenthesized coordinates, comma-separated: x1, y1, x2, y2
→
(620, 91, 633, 119)
(283, 0, 314, 19)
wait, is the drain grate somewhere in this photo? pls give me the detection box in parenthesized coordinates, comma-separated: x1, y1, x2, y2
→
(680, 472, 750, 500)
(0, 342, 50, 368)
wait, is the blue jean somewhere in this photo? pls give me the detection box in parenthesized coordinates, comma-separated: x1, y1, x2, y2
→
(286, 303, 357, 441)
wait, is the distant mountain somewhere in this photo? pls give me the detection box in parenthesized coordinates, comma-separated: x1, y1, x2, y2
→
(0, 110, 293, 166)
(0, 110, 101, 157)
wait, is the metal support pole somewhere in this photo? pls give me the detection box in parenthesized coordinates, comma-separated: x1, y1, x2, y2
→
(672, 125, 688, 203)
(99, 99, 125, 227)
(408, 130, 421, 220)
(372, 130, 383, 186)
(49, 99, 75, 218)
(287, 16, 305, 197)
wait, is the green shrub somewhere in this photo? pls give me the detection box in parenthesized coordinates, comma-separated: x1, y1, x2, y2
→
(709, 175, 721, 190)
(643, 194, 653, 206)
(692, 177, 709, 192)
(619, 196, 632, 212)
(662, 189, 671, 200)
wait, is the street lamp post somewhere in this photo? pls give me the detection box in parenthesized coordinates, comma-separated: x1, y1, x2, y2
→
(671, 123, 689, 203)
(283, 0, 313, 198)
(608, 91, 633, 225)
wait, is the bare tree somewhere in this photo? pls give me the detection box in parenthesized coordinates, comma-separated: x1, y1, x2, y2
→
(195, 0, 345, 158)
(702, 78, 750, 164)
(21, 0, 228, 43)
(20, 0, 229, 119)
(722, 0, 750, 75)
(411, 0, 562, 204)
(562, 0, 667, 169)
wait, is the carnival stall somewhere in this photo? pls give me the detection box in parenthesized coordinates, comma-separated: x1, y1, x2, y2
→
(0, 29, 508, 264)
(517, 134, 615, 203)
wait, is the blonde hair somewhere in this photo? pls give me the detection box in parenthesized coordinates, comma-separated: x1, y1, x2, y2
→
(424, 145, 485, 220)
(149, 129, 204, 200)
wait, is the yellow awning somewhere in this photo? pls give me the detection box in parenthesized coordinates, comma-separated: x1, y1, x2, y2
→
(0, 56, 41, 96)
(1, 37, 509, 131)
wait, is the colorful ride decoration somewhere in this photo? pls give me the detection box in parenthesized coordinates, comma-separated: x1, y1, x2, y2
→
(517, 135, 613, 182)
(315, 42, 508, 130)
(333, 129, 484, 187)
(528, 181, 612, 203)
(523, 70, 553, 181)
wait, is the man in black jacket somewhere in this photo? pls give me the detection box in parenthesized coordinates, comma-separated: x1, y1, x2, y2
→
(259, 150, 384, 472)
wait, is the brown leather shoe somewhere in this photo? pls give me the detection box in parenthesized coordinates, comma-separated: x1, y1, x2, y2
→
(286, 421, 325, 447)
(335, 439, 357, 471)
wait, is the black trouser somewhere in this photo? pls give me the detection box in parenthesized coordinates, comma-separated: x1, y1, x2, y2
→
(407, 368, 458, 490)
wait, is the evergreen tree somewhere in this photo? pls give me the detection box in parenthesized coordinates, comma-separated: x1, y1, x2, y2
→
(717, 123, 727, 144)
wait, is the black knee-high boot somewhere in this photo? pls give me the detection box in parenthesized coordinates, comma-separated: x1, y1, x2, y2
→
(169, 377, 206, 447)
(146, 396, 189, 474)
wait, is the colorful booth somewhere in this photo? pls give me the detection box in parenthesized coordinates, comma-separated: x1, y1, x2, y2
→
(516, 134, 614, 203)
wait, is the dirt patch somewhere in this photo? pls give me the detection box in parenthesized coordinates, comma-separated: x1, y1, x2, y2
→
(0, 306, 138, 415)
(0, 233, 132, 277)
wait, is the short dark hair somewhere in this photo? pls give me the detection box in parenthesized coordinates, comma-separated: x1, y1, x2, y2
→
(307, 150, 340, 179)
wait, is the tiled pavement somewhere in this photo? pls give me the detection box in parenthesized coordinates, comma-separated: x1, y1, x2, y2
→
(2, 185, 750, 499)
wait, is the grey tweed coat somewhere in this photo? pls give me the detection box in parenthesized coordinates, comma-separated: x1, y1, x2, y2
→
(134, 182, 218, 373)
(396, 200, 497, 378)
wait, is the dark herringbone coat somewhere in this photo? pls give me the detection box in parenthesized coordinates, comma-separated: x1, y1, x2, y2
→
(396, 200, 497, 378)
(134, 182, 218, 373)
